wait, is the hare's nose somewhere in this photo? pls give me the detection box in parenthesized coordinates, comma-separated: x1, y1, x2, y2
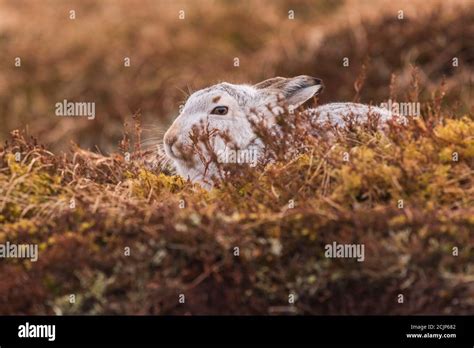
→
(164, 134, 182, 159)
(165, 134, 177, 147)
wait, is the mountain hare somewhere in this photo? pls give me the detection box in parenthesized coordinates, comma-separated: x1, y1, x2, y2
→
(163, 75, 396, 186)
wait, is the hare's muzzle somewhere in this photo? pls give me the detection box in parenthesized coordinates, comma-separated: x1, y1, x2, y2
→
(163, 132, 182, 160)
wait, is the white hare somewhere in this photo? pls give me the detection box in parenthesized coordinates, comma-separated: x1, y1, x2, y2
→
(163, 76, 396, 186)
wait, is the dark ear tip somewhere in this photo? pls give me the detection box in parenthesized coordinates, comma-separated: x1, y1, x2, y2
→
(298, 75, 323, 87)
(313, 77, 324, 93)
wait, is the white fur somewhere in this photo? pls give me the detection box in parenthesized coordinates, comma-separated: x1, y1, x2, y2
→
(163, 76, 397, 186)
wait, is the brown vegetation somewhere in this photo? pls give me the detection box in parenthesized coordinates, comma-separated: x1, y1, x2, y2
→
(0, 0, 473, 314)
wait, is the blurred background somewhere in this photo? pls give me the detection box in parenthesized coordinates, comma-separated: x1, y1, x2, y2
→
(0, 0, 472, 152)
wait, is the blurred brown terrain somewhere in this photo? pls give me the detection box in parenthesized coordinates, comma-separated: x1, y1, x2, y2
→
(0, 0, 472, 152)
(0, 0, 473, 316)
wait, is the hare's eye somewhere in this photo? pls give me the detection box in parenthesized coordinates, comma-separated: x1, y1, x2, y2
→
(211, 106, 228, 115)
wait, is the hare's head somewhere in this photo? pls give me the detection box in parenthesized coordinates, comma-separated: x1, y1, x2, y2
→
(163, 75, 323, 185)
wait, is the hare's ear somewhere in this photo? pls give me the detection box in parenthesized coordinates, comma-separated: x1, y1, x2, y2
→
(254, 77, 287, 89)
(255, 75, 324, 108)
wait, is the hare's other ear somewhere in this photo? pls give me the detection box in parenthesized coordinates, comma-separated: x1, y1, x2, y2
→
(255, 75, 324, 108)
(254, 77, 287, 89)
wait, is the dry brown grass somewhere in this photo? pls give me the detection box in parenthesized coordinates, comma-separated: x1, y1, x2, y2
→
(0, 0, 473, 315)
(1, 82, 473, 314)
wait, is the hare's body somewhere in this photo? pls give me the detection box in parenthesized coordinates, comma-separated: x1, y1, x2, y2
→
(163, 76, 397, 186)
(310, 102, 393, 126)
